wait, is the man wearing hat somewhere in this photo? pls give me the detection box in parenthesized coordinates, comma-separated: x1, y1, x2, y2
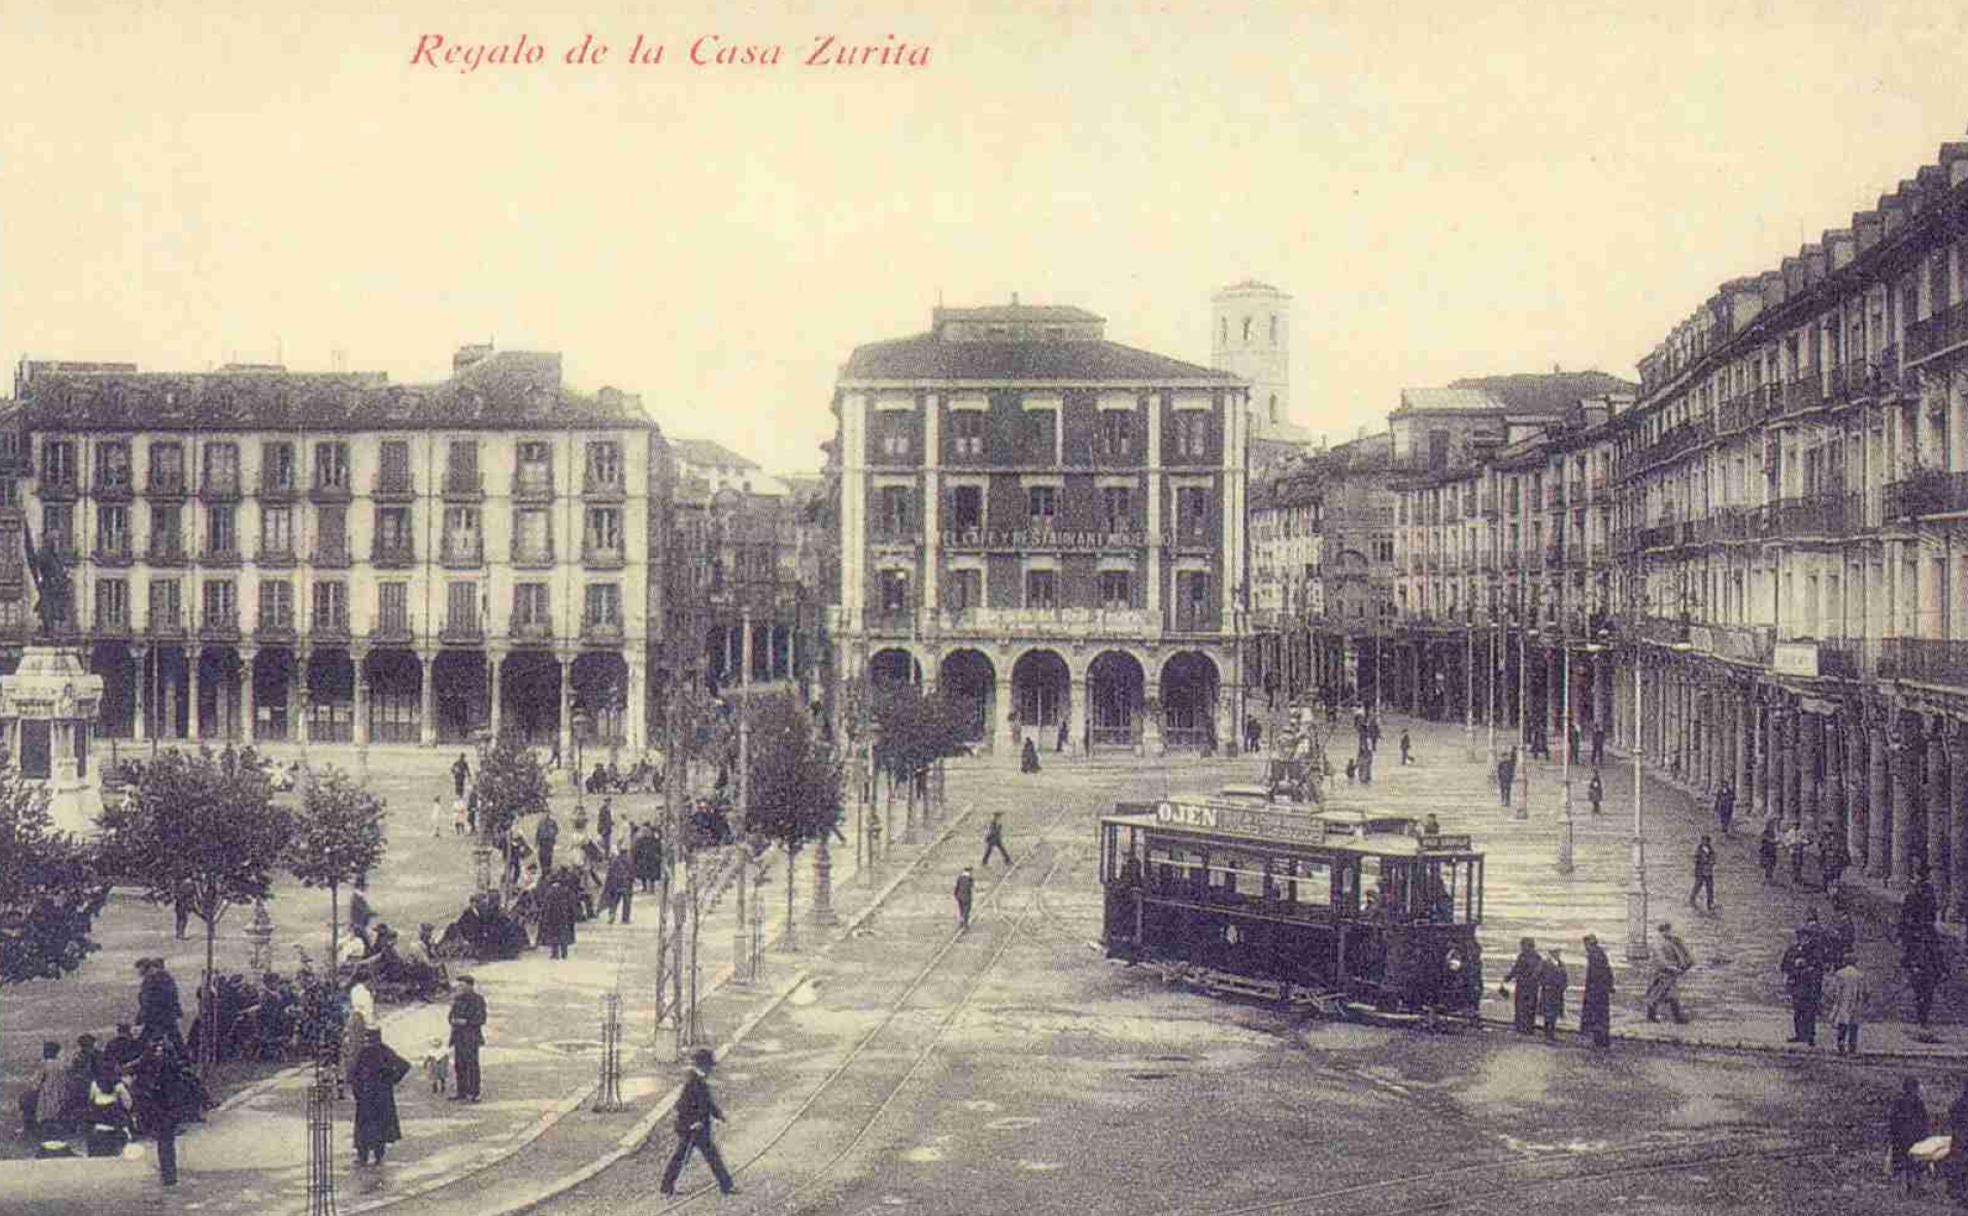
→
(1580, 935, 1614, 1048)
(661, 1048, 737, 1196)
(1644, 922, 1693, 1024)
(1537, 947, 1569, 1043)
(447, 975, 487, 1102)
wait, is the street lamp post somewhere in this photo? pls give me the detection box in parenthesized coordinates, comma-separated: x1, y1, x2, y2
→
(1557, 631, 1575, 874)
(1627, 642, 1650, 963)
(1515, 623, 1532, 820)
(1487, 610, 1498, 771)
(1463, 619, 1476, 762)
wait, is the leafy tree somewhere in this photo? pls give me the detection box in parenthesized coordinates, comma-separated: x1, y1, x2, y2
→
(871, 686, 969, 830)
(473, 732, 550, 845)
(742, 692, 842, 939)
(97, 746, 294, 1066)
(286, 764, 387, 970)
(0, 759, 109, 985)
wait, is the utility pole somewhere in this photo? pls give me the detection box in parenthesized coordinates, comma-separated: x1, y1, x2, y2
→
(1515, 619, 1531, 820)
(1557, 626, 1575, 873)
(733, 697, 752, 984)
(1463, 616, 1476, 762)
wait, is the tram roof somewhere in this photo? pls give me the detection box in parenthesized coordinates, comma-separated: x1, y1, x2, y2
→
(1105, 801, 1479, 859)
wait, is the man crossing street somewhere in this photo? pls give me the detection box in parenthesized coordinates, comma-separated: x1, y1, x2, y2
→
(981, 813, 1011, 868)
(954, 867, 974, 930)
(660, 1048, 737, 1196)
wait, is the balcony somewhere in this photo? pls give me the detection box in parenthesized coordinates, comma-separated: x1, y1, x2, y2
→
(1782, 377, 1825, 415)
(928, 606, 1159, 640)
(146, 471, 187, 499)
(92, 614, 132, 638)
(510, 544, 555, 570)
(146, 536, 187, 566)
(582, 476, 626, 502)
(92, 540, 133, 567)
(199, 474, 240, 503)
(370, 615, 413, 645)
(371, 540, 416, 569)
(441, 536, 484, 568)
(580, 618, 625, 645)
(146, 613, 186, 640)
(1638, 523, 1677, 551)
(1818, 637, 1868, 681)
(1765, 492, 1858, 539)
(1884, 470, 1968, 521)
(373, 472, 416, 502)
(442, 470, 484, 500)
(312, 543, 352, 569)
(1879, 637, 1968, 688)
(310, 477, 353, 504)
(1908, 300, 1968, 364)
(257, 544, 296, 568)
(254, 616, 298, 644)
(91, 474, 133, 502)
(439, 618, 484, 646)
(1717, 391, 1769, 436)
(582, 545, 626, 570)
(512, 468, 555, 502)
(1685, 622, 1773, 666)
(509, 618, 555, 644)
(199, 613, 240, 643)
(311, 615, 352, 643)
(260, 474, 298, 502)
(201, 546, 242, 568)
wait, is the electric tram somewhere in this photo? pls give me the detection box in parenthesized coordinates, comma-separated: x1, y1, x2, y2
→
(1098, 793, 1486, 1017)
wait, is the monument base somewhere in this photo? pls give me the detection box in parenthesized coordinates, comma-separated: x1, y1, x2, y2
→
(0, 644, 105, 836)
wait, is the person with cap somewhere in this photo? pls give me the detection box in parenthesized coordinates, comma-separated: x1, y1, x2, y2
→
(1644, 922, 1693, 1023)
(954, 868, 975, 930)
(350, 1027, 411, 1166)
(660, 1047, 737, 1196)
(1580, 935, 1614, 1048)
(1500, 938, 1541, 1034)
(447, 975, 487, 1101)
(1537, 947, 1569, 1043)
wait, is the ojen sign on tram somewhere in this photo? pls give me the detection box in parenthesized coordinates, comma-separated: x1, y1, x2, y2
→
(1152, 799, 1324, 845)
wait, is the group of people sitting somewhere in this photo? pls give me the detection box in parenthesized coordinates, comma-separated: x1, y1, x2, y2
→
(17, 1029, 205, 1161)
(183, 967, 351, 1065)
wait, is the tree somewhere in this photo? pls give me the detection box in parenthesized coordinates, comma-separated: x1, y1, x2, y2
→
(1, 758, 109, 985)
(742, 692, 842, 944)
(286, 764, 387, 974)
(871, 686, 969, 835)
(473, 732, 550, 846)
(98, 746, 294, 1068)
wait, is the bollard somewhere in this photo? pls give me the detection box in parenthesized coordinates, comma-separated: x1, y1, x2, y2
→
(595, 991, 625, 1112)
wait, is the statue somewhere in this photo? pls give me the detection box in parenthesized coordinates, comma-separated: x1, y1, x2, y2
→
(21, 518, 72, 640)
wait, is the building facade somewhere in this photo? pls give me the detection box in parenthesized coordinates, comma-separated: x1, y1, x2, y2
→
(830, 301, 1251, 755)
(12, 346, 664, 757)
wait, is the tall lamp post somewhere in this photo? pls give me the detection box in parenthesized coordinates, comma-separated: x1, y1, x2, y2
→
(1463, 613, 1476, 762)
(1516, 620, 1533, 820)
(1487, 604, 1499, 771)
(1627, 635, 1649, 962)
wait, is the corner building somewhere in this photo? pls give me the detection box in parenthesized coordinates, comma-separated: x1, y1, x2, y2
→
(830, 303, 1251, 756)
(11, 347, 662, 757)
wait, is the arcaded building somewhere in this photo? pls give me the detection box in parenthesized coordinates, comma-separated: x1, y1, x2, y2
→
(11, 346, 663, 757)
(829, 301, 1252, 755)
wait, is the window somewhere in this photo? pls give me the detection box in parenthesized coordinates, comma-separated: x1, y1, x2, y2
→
(878, 569, 910, 614)
(95, 442, 130, 491)
(949, 411, 985, 458)
(516, 440, 553, 494)
(1173, 413, 1210, 459)
(148, 578, 182, 628)
(1177, 571, 1211, 630)
(378, 581, 409, 633)
(206, 504, 237, 556)
(878, 486, 912, 537)
(374, 506, 412, 558)
(446, 439, 480, 492)
(585, 583, 621, 627)
(258, 580, 294, 630)
(1242, 316, 1252, 342)
(945, 567, 981, 611)
(148, 442, 184, 493)
(316, 505, 348, 560)
(445, 581, 479, 633)
(513, 582, 551, 627)
(1219, 317, 1228, 344)
(262, 441, 295, 492)
(1025, 568, 1057, 610)
(880, 414, 911, 458)
(585, 506, 623, 555)
(202, 579, 235, 628)
(949, 485, 982, 532)
(261, 505, 293, 556)
(1098, 411, 1132, 458)
(585, 441, 622, 490)
(149, 503, 183, 559)
(1099, 570, 1131, 610)
(97, 505, 129, 556)
(513, 508, 552, 562)
(377, 440, 411, 493)
(1027, 485, 1057, 527)
(314, 441, 349, 491)
(1268, 314, 1278, 344)
(1176, 487, 1210, 542)
(203, 443, 240, 494)
(1101, 486, 1132, 532)
(43, 439, 76, 489)
(313, 580, 348, 629)
(42, 503, 73, 555)
(443, 505, 481, 561)
(95, 578, 128, 629)
(1024, 409, 1056, 460)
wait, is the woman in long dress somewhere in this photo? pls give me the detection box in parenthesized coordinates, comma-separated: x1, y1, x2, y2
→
(349, 1029, 410, 1165)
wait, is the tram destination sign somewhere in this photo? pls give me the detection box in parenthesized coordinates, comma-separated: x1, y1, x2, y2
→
(1153, 799, 1324, 845)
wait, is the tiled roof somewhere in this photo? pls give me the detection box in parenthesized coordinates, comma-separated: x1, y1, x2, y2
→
(1448, 371, 1638, 416)
(671, 437, 761, 471)
(1396, 387, 1507, 413)
(931, 304, 1104, 324)
(840, 333, 1242, 384)
(17, 352, 655, 433)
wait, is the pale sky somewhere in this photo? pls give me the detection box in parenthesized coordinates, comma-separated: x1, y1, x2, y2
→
(2, 0, 1964, 474)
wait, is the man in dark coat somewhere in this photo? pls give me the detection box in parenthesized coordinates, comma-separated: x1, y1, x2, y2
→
(633, 825, 665, 893)
(597, 799, 615, 857)
(1586, 770, 1603, 815)
(137, 958, 185, 1052)
(1690, 836, 1716, 911)
(536, 811, 560, 874)
(660, 1048, 737, 1196)
(1580, 935, 1614, 1048)
(133, 1038, 200, 1187)
(1781, 926, 1826, 1046)
(1538, 948, 1569, 1042)
(540, 873, 579, 960)
(102, 1023, 143, 1075)
(1904, 929, 1951, 1028)
(981, 813, 1011, 868)
(349, 1028, 410, 1165)
(603, 848, 635, 925)
(452, 752, 471, 797)
(1020, 738, 1041, 774)
(1887, 1075, 1929, 1195)
(1500, 938, 1541, 1034)
(954, 868, 974, 930)
(1714, 780, 1736, 837)
(1497, 750, 1516, 807)
(1902, 870, 1940, 941)
(1757, 819, 1779, 884)
(447, 975, 487, 1102)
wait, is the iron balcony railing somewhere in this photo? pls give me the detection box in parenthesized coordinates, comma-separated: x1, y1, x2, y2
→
(1908, 300, 1968, 363)
(1884, 470, 1968, 521)
(1879, 637, 1968, 688)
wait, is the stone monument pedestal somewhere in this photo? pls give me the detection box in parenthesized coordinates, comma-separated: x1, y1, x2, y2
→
(0, 645, 105, 836)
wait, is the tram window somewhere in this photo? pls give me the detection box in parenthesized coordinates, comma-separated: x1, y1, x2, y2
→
(1335, 862, 1358, 911)
(1148, 845, 1184, 890)
(1358, 856, 1383, 913)
(1420, 860, 1458, 923)
(1292, 859, 1333, 907)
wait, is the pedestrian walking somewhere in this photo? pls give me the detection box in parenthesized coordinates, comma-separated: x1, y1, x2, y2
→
(1903, 930, 1951, 1029)
(1246, 715, 1263, 754)
(660, 1048, 737, 1196)
(598, 798, 614, 857)
(633, 824, 665, 893)
(1346, 757, 1358, 783)
(466, 788, 479, 835)
(1580, 935, 1614, 1048)
(1357, 743, 1374, 785)
(1757, 819, 1779, 884)
(1644, 922, 1693, 1023)
(1497, 749, 1516, 807)
(1587, 770, 1603, 815)
(1400, 730, 1412, 765)
(1781, 927, 1826, 1046)
(136, 957, 185, 1052)
(540, 871, 579, 959)
(430, 794, 448, 838)
(172, 878, 194, 940)
(349, 1028, 410, 1166)
(447, 975, 486, 1102)
(604, 847, 635, 925)
(981, 813, 1011, 868)
(1538, 948, 1569, 1043)
(954, 867, 974, 929)
(343, 976, 375, 1086)
(1058, 716, 1070, 754)
(452, 752, 471, 798)
(1887, 1075, 1929, 1196)
(24, 1041, 64, 1135)
(536, 810, 560, 874)
(1690, 835, 1716, 911)
(1902, 869, 1940, 939)
(133, 1038, 197, 1186)
(1568, 722, 1580, 766)
(452, 795, 469, 836)
(1591, 725, 1605, 766)
(1784, 822, 1813, 886)
(1714, 780, 1735, 836)
(1500, 937, 1541, 1034)
(1825, 954, 1866, 1056)
(1020, 738, 1041, 774)
(1821, 830, 1849, 889)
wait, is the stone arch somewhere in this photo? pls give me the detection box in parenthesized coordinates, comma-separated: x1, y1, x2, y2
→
(1009, 649, 1070, 740)
(571, 651, 630, 747)
(432, 650, 490, 744)
(364, 649, 424, 744)
(937, 649, 997, 746)
(307, 650, 357, 743)
(1087, 650, 1145, 750)
(869, 647, 923, 687)
(499, 650, 562, 748)
(1160, 650, 1220, 750)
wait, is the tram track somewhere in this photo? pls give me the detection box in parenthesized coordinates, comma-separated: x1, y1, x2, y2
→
(652, 797, 1086, 1216)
